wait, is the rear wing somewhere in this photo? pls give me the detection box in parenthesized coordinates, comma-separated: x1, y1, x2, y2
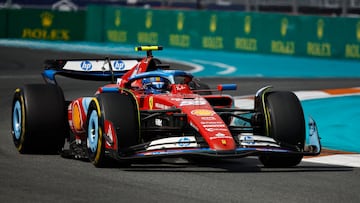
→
(42, 58, 140, 85)
(42, 45, 164, 85)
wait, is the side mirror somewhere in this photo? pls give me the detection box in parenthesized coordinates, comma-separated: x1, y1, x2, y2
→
(217, 84, 237, 91)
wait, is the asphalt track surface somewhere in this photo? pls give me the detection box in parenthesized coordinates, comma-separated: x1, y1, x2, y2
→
(1, 46, 360, 202)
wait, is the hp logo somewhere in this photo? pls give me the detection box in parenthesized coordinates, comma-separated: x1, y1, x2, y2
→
(113, 60, 125, 70)
(178, 137, 191, 147)
(80, 61, 92, 71)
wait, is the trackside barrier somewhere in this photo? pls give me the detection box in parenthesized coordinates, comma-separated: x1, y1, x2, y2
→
(86, 5, 104, 42)
(1, 7, 359, 60)
(0, 10, 7, 38)
(91, 6, 360, 60)
(6, 8, 85, 41)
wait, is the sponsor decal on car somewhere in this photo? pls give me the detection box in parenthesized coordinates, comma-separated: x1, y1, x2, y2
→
(71, 100, 83, 132)
(146, 137, 197, 150)
(149, 96, 153, 110)
(113, 60, 125, 70)
(178, 137, 191, 147)
(154, 103, 172, 110)
(241, 135, 255, 145)
(191, 109, 215, 116)
(215, 132, 226, 137)
(209, 132, 233, 140)
(180, 98, 207, 106)
(200, 121, 223, 124)
(205, 128, 228, 132)
(201, 117, 216, 121)
(70, 98, 92, 133)
(63, 60, 138, 72)
(104, 120, 116, 149)
(203, 124, 226, 128)
(238, 134, 280, 147)
(80, 60, 92, 71)
(175, 85, 187, 91)
(170, 98, 182, 102)
(155, 118, 162, 126)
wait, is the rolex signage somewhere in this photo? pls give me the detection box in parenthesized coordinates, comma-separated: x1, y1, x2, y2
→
(1, 6, 358, 60)
(96, 7, 359, 60)
(168, 11, 191, 48)
(7, 9, 85, 41)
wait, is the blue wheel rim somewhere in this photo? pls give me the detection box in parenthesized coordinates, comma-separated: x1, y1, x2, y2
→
(13, 101, 22, 140)
(87, 110, 99, 153)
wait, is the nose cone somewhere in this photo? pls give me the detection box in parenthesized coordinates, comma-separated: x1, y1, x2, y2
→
(208, 133, 236, 150)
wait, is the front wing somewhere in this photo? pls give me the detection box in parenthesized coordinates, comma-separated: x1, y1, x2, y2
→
(113, 118, 321, 161)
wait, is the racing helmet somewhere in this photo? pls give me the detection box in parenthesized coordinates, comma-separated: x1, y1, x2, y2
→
(142, 77, 169, 94)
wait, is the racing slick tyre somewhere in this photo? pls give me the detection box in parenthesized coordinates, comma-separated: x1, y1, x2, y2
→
(86, 92, 140, 167)
(11, 84, 68, 154)
(259, 91, 305, 167)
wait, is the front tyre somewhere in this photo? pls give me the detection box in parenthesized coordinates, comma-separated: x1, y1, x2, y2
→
(86, 92, 140, 167)
(259, 91, 305, 167)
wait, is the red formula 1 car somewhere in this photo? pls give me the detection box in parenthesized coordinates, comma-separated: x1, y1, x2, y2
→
(11, 46, 321, 167)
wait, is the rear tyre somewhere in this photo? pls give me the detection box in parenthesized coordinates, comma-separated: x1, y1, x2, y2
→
(86, 92, 139, 167)
(11, 84, 68, 154)
(259, 91, 305, 167)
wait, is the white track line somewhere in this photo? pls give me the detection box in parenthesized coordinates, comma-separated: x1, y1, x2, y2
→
(303, 154, 360, 168)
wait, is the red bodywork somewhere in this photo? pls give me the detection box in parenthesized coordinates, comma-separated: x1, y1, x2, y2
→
(68, 54, 236, 151)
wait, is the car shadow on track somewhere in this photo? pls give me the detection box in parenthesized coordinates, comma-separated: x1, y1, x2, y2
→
(59, 153, 355, 173)
(121, 157, 354, 173)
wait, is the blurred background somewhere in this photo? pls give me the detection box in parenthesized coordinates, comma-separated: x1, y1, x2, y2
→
(1, 0, 360, 16)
